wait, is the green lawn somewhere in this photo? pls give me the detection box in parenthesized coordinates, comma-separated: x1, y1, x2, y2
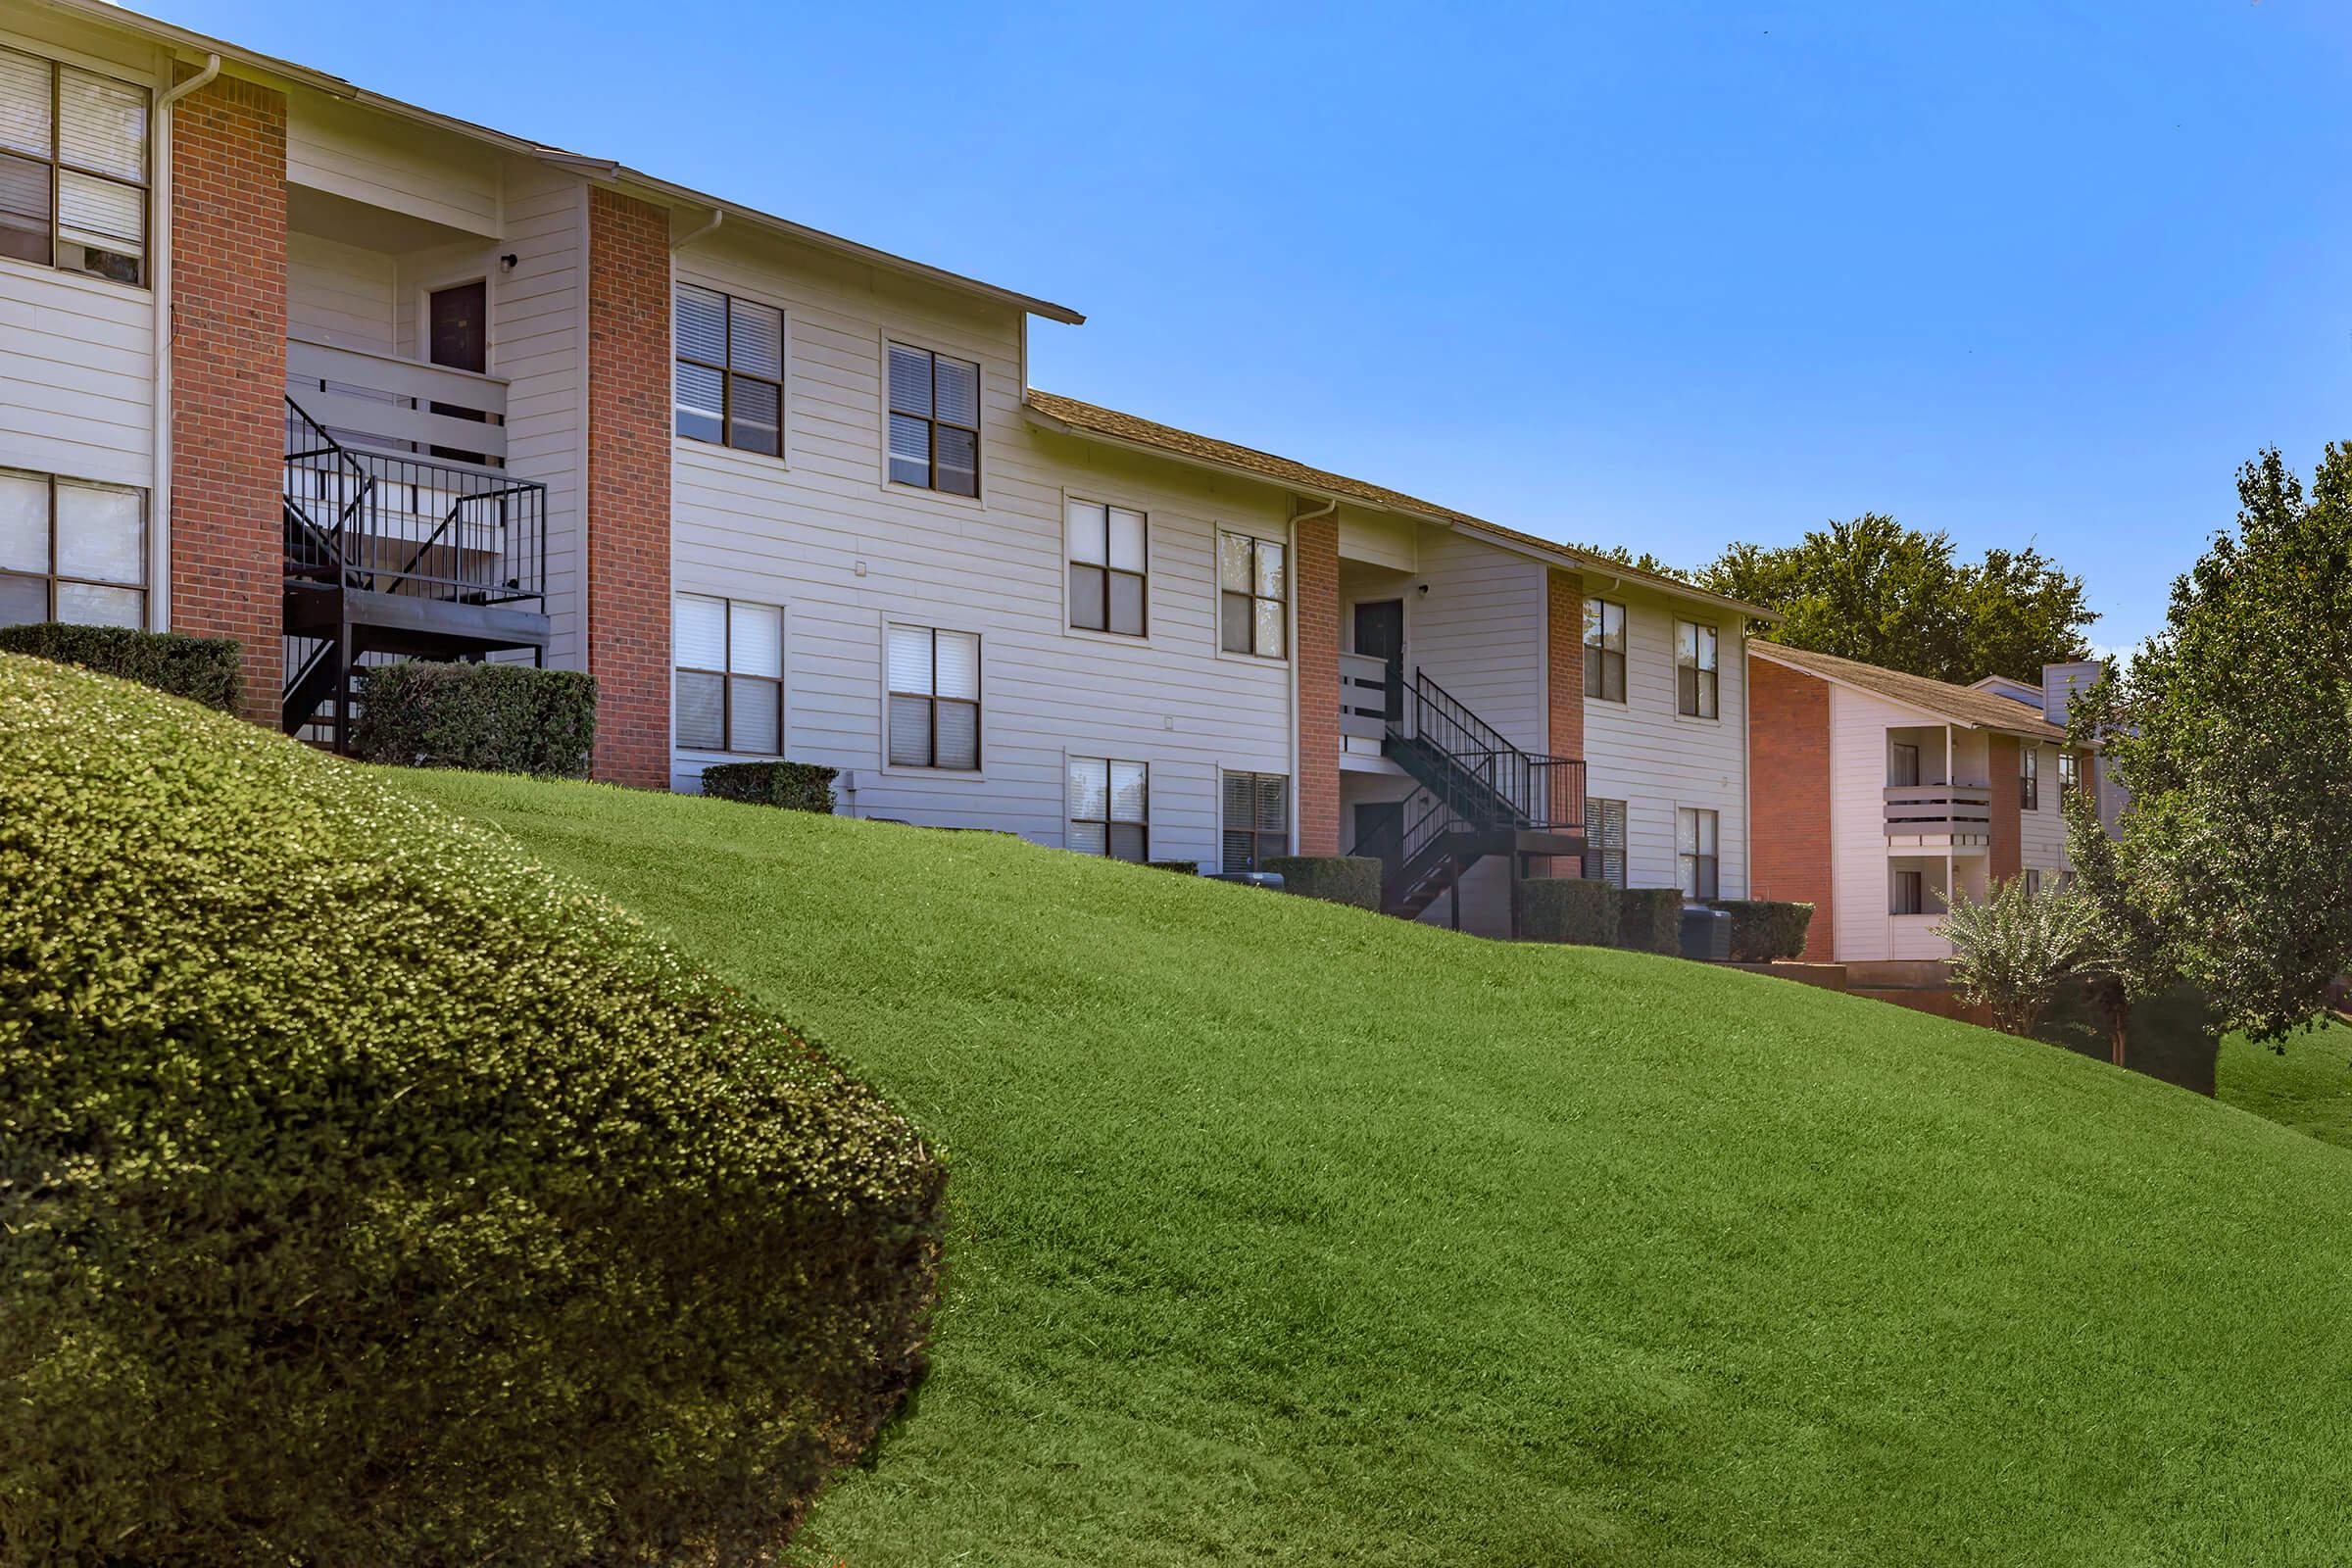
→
(398, 771, 2352, 1567)
(2218, 1019, 2352, 1151)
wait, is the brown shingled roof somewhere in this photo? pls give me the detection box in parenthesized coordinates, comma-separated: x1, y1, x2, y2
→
(1748, 642, 2069, 740)
(1024, 390, 1776, 620)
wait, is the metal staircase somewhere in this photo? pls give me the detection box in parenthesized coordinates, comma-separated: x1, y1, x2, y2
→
(1347, 669, 1588, 925)
(279, 394, 551, 748)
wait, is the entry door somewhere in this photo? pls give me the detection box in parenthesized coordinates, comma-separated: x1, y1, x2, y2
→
(1353, 599, 1405, 721)
(427, 281, 488, 461)
(1353, 800, 1404, 873)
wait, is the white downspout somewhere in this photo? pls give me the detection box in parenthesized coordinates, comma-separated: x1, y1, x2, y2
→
(149, 54, 220, 632)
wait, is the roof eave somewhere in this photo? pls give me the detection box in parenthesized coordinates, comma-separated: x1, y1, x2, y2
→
(560, 156, 1087, 325)
(1746, 644, 2068, 741)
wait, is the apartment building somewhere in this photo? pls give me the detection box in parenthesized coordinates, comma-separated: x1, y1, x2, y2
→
(1747, 643, 2088, 963)
(0, 0, 1767, 939)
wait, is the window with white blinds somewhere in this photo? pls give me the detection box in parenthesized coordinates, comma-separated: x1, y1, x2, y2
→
(1582, 798, 1628, 888)
(886, 343, 980, 497)
(1677, 807, 1719, 901)
(1218, 531, 1287, 658)
(1676, 620, 1719, 719)
(1220, 770, 1288, 871)
(1069, 757, 1148, 861)
(0, 47, 148, 286)
(673, 593, 782, 754)
(674, 284, 784, 456)
(887, 624, 980, 770)
(1067, 499, 1147, 636)
(0, 468, 146, 628)
(1584, 599, 1626, 703)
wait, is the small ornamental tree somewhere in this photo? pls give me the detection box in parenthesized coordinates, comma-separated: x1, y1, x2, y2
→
(1939, 877, 2101, 1039)
(2070, 444, 2352, 1045)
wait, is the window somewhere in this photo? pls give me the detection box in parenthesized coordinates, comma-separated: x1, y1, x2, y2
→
(1583, 598, 1626, 702)
(887, 342, 980, 497)
(1070, 757, 1149, 861)
(1068, 499, 1147, 637)
(1221, 770, 1289, 871)
(674, 284, 783, 456)
(1583, 798, 1628, 888)
(0, 469, 145, 627)
(673, 594, 782, 754)
(887, 624, 980, 769)
(1892, 868, 1925, 916)
(2058, 750, 2081, 801)
(1889, 742, 1921, 788)
(0, 48, 148, 286)
(1676, 807, 1719, 901)
(1676, 620, 1719, 718)
(2024, 869, 2043, 898)
(1218, 531, 1287, 658)
(2020, 744, 2039, 810)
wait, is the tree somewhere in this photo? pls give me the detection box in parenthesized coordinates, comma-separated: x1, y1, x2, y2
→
(1693, 514, 2097, 685)
(2069, 444, 2352, 1044)
(1940, 876, 2102, 1038)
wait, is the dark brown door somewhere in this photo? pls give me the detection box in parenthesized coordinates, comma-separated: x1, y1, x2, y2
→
(1353, 800, 1404, 874)
(1353, 599, 1405, 721)
(427, 281, 488, 462)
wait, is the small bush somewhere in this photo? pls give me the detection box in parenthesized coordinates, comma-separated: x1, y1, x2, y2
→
(1264, 855, 1384, 910)
(352, 660, 597, 778)
(0, 620, 238, 711)
(1712, 900, 1815, 962)
(1522, 877, 1618, 946)
(704, 760, 837, 812)
(0, 654, 943, 1564)
(1940, 877, 2100, 1036)
(1149, 859, 1200, 875)
(1617, 888, 1685, 955)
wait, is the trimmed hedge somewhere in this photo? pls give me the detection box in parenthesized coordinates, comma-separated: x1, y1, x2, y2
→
(0, 654, 944, 1564)
(1617, 888, 1685, 955)
(1149, 859, 1200, 875)
(352, 660, 597, 778)
(1264, 855, 1384, 910)
(1711, 899, 1815, 962)
(704, 760, 837, 812)
(1522, 876, 1619, 947)
(0, 620, 238, 712)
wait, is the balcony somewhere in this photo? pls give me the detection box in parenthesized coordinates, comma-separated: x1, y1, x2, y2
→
(1884, 783, 1992, 850)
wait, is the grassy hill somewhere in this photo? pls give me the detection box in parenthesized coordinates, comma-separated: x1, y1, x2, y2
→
(2219, 1019, 2352, 1151)
(399, 771, 2352, 1567)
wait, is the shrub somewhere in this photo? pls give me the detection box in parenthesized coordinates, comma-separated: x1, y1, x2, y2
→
(1264, 855, 1384, 910)
(0, 620, 238, 712)
(1711, 900, 1815, 962)
(1522, 877, 1618, 946)
(704, 760, 838, 812)
(1148, 859, 1200, 875)
(0, 654, 944, 1565)
(352, 660, 597, 778)
(1617, 888, 1685, 955)
(1940, 876, 2101, 1036)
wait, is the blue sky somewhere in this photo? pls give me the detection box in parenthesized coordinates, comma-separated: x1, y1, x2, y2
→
(170, 0, 2351, 653)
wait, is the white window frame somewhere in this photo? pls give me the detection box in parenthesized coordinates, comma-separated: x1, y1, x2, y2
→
(0, 44, 152, 291)
(1215, 527, 1291, 662)
(1063, 492, 1150, 643)
(1583, 797, 1629, 888)
(1676, 619, 1720, 721)
(670, 592, 785, 757)
(672, 278, 790, 462)
(1583, 597, 1627, 704)
(0, 466, 148, 629)
(1218, 766, 1291, 871)
(879, 333, 983, 504)
(1067, 754, 1151, 862)
(882, 620, 984, 775)
(1676, 806, 1719, 902)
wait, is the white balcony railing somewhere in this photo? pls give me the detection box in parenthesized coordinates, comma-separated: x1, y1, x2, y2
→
(1339, 652, 1391, 742)
(285, 336, 510, 466)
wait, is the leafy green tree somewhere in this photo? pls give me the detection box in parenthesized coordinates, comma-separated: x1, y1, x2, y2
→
(2070, 444, 2352, 1044)
(1940, 876, 2101, 1038)
(1693, 514, 2096, 685)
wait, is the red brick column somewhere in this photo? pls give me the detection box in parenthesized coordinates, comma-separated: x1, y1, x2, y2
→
(1544, 568, 1586, 876)
(585, 188, 672, 789)
(1294, 510, 1340, 856)
(1748, 655, 1836, 959)
(168, 74, 286, 729)
(1987, 735, 2022, 884)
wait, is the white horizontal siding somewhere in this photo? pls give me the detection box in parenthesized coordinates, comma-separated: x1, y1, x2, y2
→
(0, 262, 153, 489)
(1410, 529, 1545, 751)
(285, 91, 500, 238)
(490, 171, 585, 671)
(2021, 739, 2067, 873)
(287, 232, 396, 353)
(1830, 686, 1937, 962)
(668, 230, 1293, 870)
(1582, 590, 1748, 899)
